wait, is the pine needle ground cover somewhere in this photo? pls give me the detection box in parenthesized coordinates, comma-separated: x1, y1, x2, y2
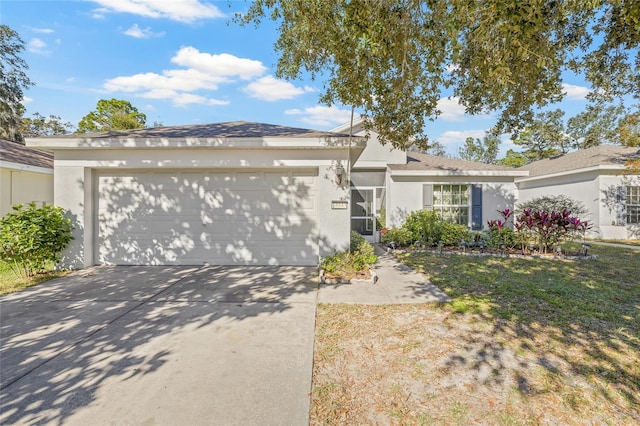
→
(311, 245, 639, 425)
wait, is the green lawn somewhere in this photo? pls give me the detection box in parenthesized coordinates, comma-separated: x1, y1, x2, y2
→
(311, 244, 640, 424)
(0, 261, 68, 296)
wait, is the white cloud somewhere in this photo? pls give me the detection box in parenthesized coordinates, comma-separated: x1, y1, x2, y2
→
(445, 64, 459, 74)
(244, 76, 305, 101)
(171, 47, 265, 80)
(27, 38, 48, 54)
(104, 47, 258, 106)
(22, 96, 33, 104)
(285, 106, 353, 127)
(562, 83, 590, 100)
(139, 89, 228, 106)
(437, 97, 467, 121)
(28, 27, 54, 34)
(91, 0, 224, 22)
(437, 96, 494, 122)
(123, 24, 164, 38)
(438, 129, 487, 145)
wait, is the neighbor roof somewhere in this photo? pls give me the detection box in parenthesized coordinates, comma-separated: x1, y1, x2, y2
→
(0, 138, 53, 169)
(517, 145, 640, 178)
(40, 121, 352, 140)
(389, 152, 528, 176)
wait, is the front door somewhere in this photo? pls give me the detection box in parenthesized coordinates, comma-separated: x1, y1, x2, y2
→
(351, 187, 385, 242)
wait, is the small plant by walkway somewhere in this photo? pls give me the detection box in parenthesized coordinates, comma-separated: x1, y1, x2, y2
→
(310, 244, 639, 424)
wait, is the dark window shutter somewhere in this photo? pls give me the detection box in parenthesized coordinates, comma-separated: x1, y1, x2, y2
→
(471, 184, 483, 230)
(616, 186, 627, 225)
(422, 184, 433, 210)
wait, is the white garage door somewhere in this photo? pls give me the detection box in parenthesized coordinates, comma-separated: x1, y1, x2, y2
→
(97, 169, 319, 266)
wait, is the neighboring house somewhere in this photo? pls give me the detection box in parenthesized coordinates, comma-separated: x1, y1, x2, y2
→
(516, 145, 640, 240)
(331, 119, 527, 242)
(0, 138, 54, 217)
(27, 122, 366, 268)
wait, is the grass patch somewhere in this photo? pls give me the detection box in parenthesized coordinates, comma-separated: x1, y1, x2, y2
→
(0, 261, 68, 296)
(311, 244, 640, 424)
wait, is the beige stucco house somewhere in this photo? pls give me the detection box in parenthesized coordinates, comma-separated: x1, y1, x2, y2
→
(331, 119, 527, 242)
(26, 120, 537, 268)
(0, 138, 54, 217)
(28, 122, 366, 268)
(516, 145, 640, 240)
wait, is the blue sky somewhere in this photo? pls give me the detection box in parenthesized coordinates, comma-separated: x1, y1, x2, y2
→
(3, 0, 595, 156)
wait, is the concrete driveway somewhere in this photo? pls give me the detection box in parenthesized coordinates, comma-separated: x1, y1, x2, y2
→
(0, 265, 319, 426)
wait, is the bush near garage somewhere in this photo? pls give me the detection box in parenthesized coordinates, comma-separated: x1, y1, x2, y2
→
(321, 231, 378, 278)
(0, 203, 74, 277)
(381, 210, 470, 248)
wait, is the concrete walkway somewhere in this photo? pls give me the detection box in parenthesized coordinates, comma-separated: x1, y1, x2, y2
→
(587, 240, 640, 250)
(317, 247, 450, 304)
(0, 251, 445, 426)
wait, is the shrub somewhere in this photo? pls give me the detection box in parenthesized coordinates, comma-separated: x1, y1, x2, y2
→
(381, 227, 414, 247)
(514, 208, 591, 253)
(0, 203, 74, 277)
(439, 222, 471, 246)
(517, 195, 588, 219)
(487, 227, 518, 249)
(383, 210, 474, 248)
(350, 230, 366, 252)
(321, 237, 377, 276)
(403, 210, 443, 245)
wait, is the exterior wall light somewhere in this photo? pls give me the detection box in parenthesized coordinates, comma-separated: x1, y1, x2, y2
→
(335, 163, 345, 186)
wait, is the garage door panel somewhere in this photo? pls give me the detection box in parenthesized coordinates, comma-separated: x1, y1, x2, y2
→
(98, 170, 318, 265)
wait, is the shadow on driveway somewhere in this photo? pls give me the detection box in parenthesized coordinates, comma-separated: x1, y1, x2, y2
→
(0, 265, 318, 426)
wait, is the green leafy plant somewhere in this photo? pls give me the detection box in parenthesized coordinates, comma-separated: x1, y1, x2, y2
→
(487, 209, 519, 249)
(517, 195, 588, 219)
(0, 203, 74, 277)
(322, 235, 377, 278)
(439, 222, 471, 246)
(382, 210, 470, 248)
(381, 227, 414, 247)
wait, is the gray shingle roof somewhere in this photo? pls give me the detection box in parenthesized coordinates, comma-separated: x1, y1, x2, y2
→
(46, 121, 351, 139)
(517, 145, 640, 177)
(0, 139, 53, 169)
(389, 152, 516, 172)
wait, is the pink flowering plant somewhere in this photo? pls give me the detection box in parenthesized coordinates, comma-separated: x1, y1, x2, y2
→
(514, 208, 591, 254)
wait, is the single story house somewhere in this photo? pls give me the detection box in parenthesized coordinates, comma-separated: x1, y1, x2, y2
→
(28, 122, 366, 268)
(331, 119, 528, 241)
(28, 120, 529, 268)
(516, 145, 640, 240)
(0, 138, 54, 217)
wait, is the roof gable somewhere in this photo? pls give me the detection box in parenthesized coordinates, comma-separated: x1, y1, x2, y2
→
(389, 152, 527, 176)
(518, 145, 640, 177)
(40, 121, 352, 140)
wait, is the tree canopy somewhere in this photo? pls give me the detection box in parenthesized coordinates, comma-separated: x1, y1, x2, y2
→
(77, 98, 146, 133)
(0, 25, 33, 142)
(239, 0, 639, 149)
(20, 113, 73, 138)
(458, 133, 500, 164)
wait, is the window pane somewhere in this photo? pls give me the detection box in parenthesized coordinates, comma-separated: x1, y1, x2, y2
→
(430, 184, 471, 225)
(626, 186, 640, 224)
